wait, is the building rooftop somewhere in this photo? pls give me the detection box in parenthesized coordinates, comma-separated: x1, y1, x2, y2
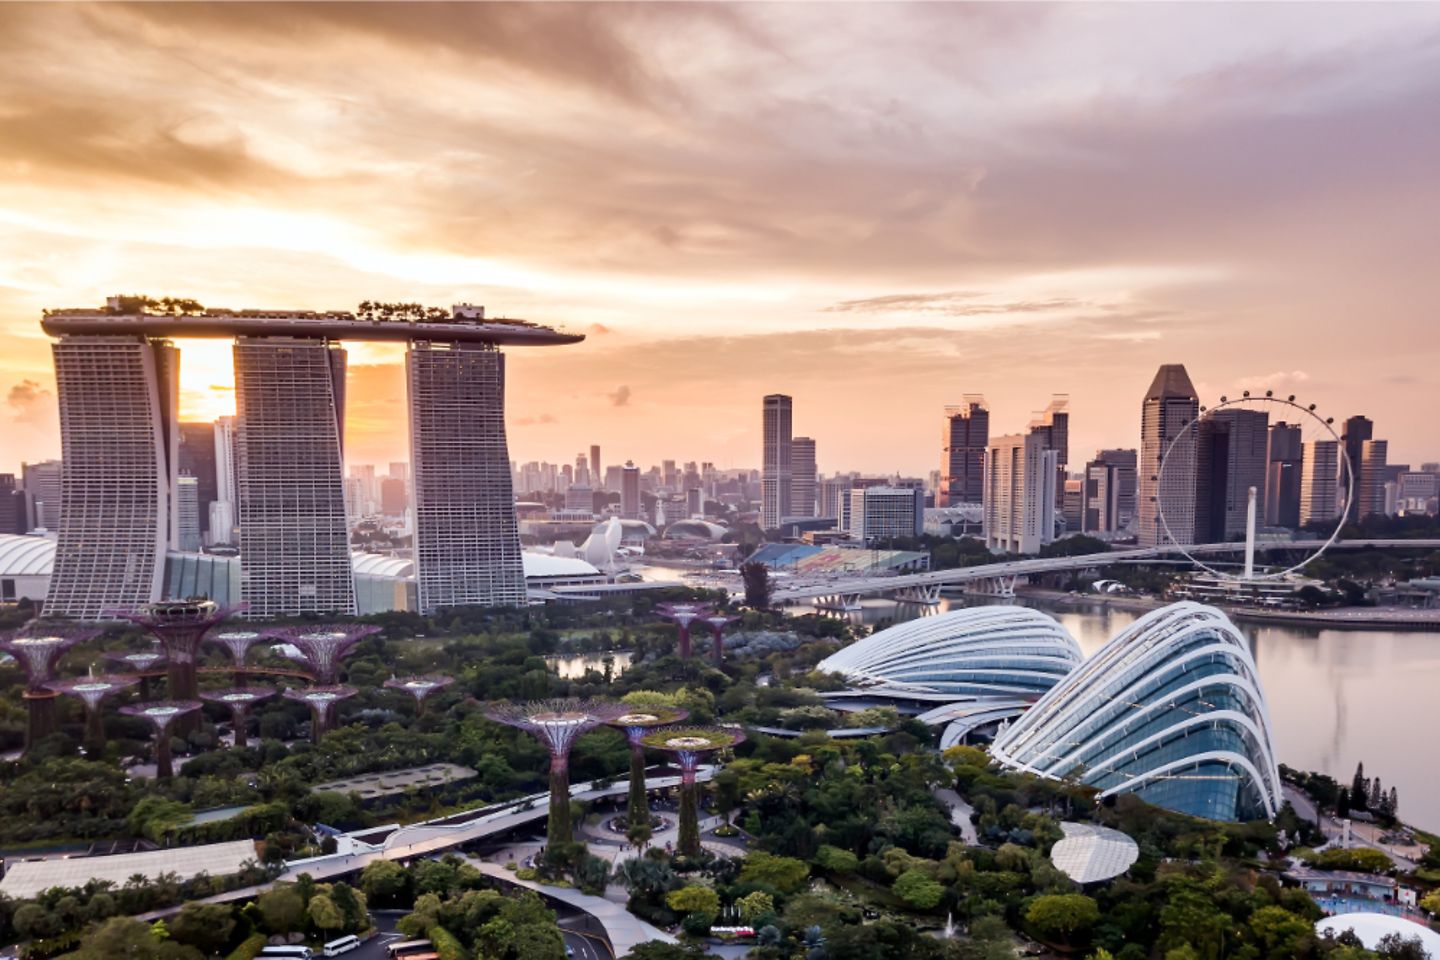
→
(311, 762, 478, 800)
(1049, 822, 1140, 884)
(41, 303, 583, 347)
(1315, 914, 1440, 954)
(1145, 363, 1197, 401)
(0, 840, 258, 899)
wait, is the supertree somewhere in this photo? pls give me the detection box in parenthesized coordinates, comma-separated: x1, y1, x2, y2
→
(655, 602, 713, 659)
(701, 613, 740, 667)
(270, 625, 380, 684)
(606, 706, 689, 835)
(383, 675, 455, 716)
(199, 687, 276, 748)
(0, 626, 100, 750)
(283, 685, 359, 743)
(119, 700, 203, 779)
(117, 600, 241, 718)
(640, 725, 746, 857)
(484, 698, 628, 849)
(205, 629, 275, 683)
(103, 649, 166, 700)
(47, 674, 139, 754)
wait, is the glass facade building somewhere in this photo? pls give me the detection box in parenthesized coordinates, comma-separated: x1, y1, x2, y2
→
(992, 601, 1281, 822)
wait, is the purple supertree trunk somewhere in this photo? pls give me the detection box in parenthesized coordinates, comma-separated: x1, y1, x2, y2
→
(119, 700, 203, 779)
(656, 603, 713, 660)
(607, 707, 690, 834)
(271, 625, 380, 685)
(703, 614, 739, 667)
(283, 685, 358, 743)
(2, 626, 100, 751)
(205, 629, 274, 684)
(48, 675, 139, 752)
(640, 726, 747, 857)
(200, 687, 276, 749)
(118, 601, 241, 729)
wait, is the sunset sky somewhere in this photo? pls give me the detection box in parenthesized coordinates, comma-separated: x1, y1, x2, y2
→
(3, 3, 1439, 476)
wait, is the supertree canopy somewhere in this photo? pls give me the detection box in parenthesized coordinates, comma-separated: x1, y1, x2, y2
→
(271, 625, 380, 685)
(118, 601, 241, 714)
(47, 674, 139, 752)
(383, 675, 455, 715)
(1, 625, 101, 749)
(484, 698, 628, 849)
(641, 725, 746, 857)
(606, 706, 690, 835)
(119, 700, 203, 779)
(199, 687, 276, 748)
(655, 602, 714, 659)
(102, 649, 166, 700)
(205, 629, 274, 681)
(702, 613, 740, 667)
(283, 685, 359, 742)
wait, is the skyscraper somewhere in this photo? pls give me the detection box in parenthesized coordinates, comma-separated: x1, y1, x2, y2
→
(46, 336, 177, 619)
(19, 460, 62, 532)
(1082, 449, 1137, 533)
(1194, 408, 1268, 543)
(0, 475, 24, 535)
(620, 461, 641, 520)
(177, 421, 219, 546)
(212, 416, 238, 544)
(234, 337, 355, 618)
(1265, 421, 1303, 528)
(762, 394, 793, 529)
(941, 396, 989, 507)
(1340, 415, 1372, 502)
(1138, 364, 1199, 547)
(791, 436, 817, 518)
(984, 431, 1058, 555)
(379, 477, 408, 515)
(1300, 439, 1340, 527)
(176, 475, 202, 552)
(589, 445, 601, 490)
(1029, 396, 1070, 505)
(1358, 438, 1389, 520)
(407, 341, 526, 612)
(848, 486, 924, 542)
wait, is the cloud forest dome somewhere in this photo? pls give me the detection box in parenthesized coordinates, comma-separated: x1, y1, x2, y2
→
(815, 606, 1083, 698)
(991, 602, 1282, 823)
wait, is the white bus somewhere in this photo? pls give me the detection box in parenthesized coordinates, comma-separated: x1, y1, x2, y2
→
(323, 936, 361, 957)
(385, 940, 433, 959)
(258, 949, 314, 959)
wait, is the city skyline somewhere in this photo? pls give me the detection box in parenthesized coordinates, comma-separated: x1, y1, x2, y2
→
(4, 4, 1440, 474)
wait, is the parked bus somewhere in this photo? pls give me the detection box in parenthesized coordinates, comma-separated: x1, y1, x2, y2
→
(258, 949, 314, 960)
(323, 936, 361, 957)
(386, 940, 433, 958)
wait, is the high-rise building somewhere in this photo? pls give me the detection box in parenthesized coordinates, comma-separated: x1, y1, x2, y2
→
(589, 445, 601, 489)
(847, 486, 924, 542)
(565, 484, 595, 514)
(1194, 408, 1268, 543)
(1340, 415, 1372, 504)
(574, 453, 591, 487)
(686, 486, 703, 517)
(407, 342, 526, 612)
(1029, 396, 1070, 505)
(1300, 439, 1340, 527)
(21, 459, 63, 532)
(1138, 364, 1199, 547)
(1358, 438, 1389, 520)
(234, 337, 355, 618)
(941, 396, 989, 507)
(1265, 421, 1303, 529)
(46, 336, 177, 619)
(819, 475, 853, 526)
(603, 465, 625, 494)
(791, 436, 817, 518)
(984, 431, 1058, 554)
(0, 475, 24, 535)
(762, 394, 793, 529)
(620, 461, 641, 520)
(1062, 478, 1084, 533)
(1082, 449, 1138, 534)
(212, 416, 238, 544)
(379, 477, 408, 515)
(176, 474, 202, 552)
(177, 422, 219, 548)
(388, 461, 409, 481)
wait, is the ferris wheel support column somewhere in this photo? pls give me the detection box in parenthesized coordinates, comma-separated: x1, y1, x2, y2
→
(1244, 486, 1258, 581)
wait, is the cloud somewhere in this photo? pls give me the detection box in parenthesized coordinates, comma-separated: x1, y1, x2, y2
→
(515, 413, 557, 426)
(826, 292, 1092, 316)
(7, 380, 52, 424)
(588, 323, 611, 335)
(608, 385, 632, 407)
(1232, 370, 1311, 394)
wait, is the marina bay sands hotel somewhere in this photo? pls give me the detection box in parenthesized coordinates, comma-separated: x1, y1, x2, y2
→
(40, 299, 583, 620)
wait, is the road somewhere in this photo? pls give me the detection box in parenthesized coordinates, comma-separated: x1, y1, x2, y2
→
(1281, 784, 1421, 871)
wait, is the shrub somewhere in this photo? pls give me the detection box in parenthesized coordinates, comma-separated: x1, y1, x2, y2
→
(515, 867, 538, 881)
(225, 933, 269, 960)
(427, 924, 468, 960)
(814, 845, 859, 874)
(1304, 847, 1393, 874)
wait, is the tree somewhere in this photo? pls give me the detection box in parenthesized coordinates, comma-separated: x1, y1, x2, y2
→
(1025, 894, 1100, 947)
(1351, 763, 1368, 810)
(169, 902, 237, 955)
(737, 891, 775, 923)
(741, 561, 773, 609)
(814, 844, 859, 874)
(738, 852, 810, 894)
(65, 917, 204, 959)
(308, 893, 345, 932)
(666, 885, 720, 917)
(1420, 889, 1440, 916)
(623, 943, 707, 960)
(1336, 786, 1351, 819)
(892, 869, 944, 910)
(255, 885, 306, 935)
(360, 859, 409, 906)
(1247, 906, 1312, 960)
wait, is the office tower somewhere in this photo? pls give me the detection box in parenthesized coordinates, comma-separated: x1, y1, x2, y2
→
(1082, 449, 1138, 533)
(1265, 421, 1303, 529)
(46, 336, 177, 619)
(349, 464, 377, 514)
(1358, 439, 1389, 520)
(388, 461, 409, 481)
(407, 342, 526, 612)
(848, 486, 924, 542)
(1138, 364, 1199, 547)
(565, 484, 595, 513)
(984, 432, 1059, 554)
(941, 396, 989, 507)
(574, 453, 590, 487)
(819, 475, 852, 525)
(1194, 408, 1268, 543)
(0, 475, 23, 535)
(604, 465, 625, 494)
(1029, 396, 1070, 504)
(661, 460, 678, 491)
(234, 337, 355, 618)
(380, 477, 408, 515)
(212, 416, 238, 544)
(176, 475, 202, 552)
(791, 437, 817, 518)
(177, 422, 219, 548)
(762, 394, 793, 529)
(21, 459, 63, 532)
(1340, 415, 1372, 501)
(589, 445, 601, 488)
(620, 461, 641, 519)
(1062, 478, 1084, 532)
(1299, 440, 1340, 526)
(686, 486, 703, 517)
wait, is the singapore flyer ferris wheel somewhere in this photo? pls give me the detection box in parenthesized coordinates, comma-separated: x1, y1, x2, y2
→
(1155, 390, 1354, 581)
